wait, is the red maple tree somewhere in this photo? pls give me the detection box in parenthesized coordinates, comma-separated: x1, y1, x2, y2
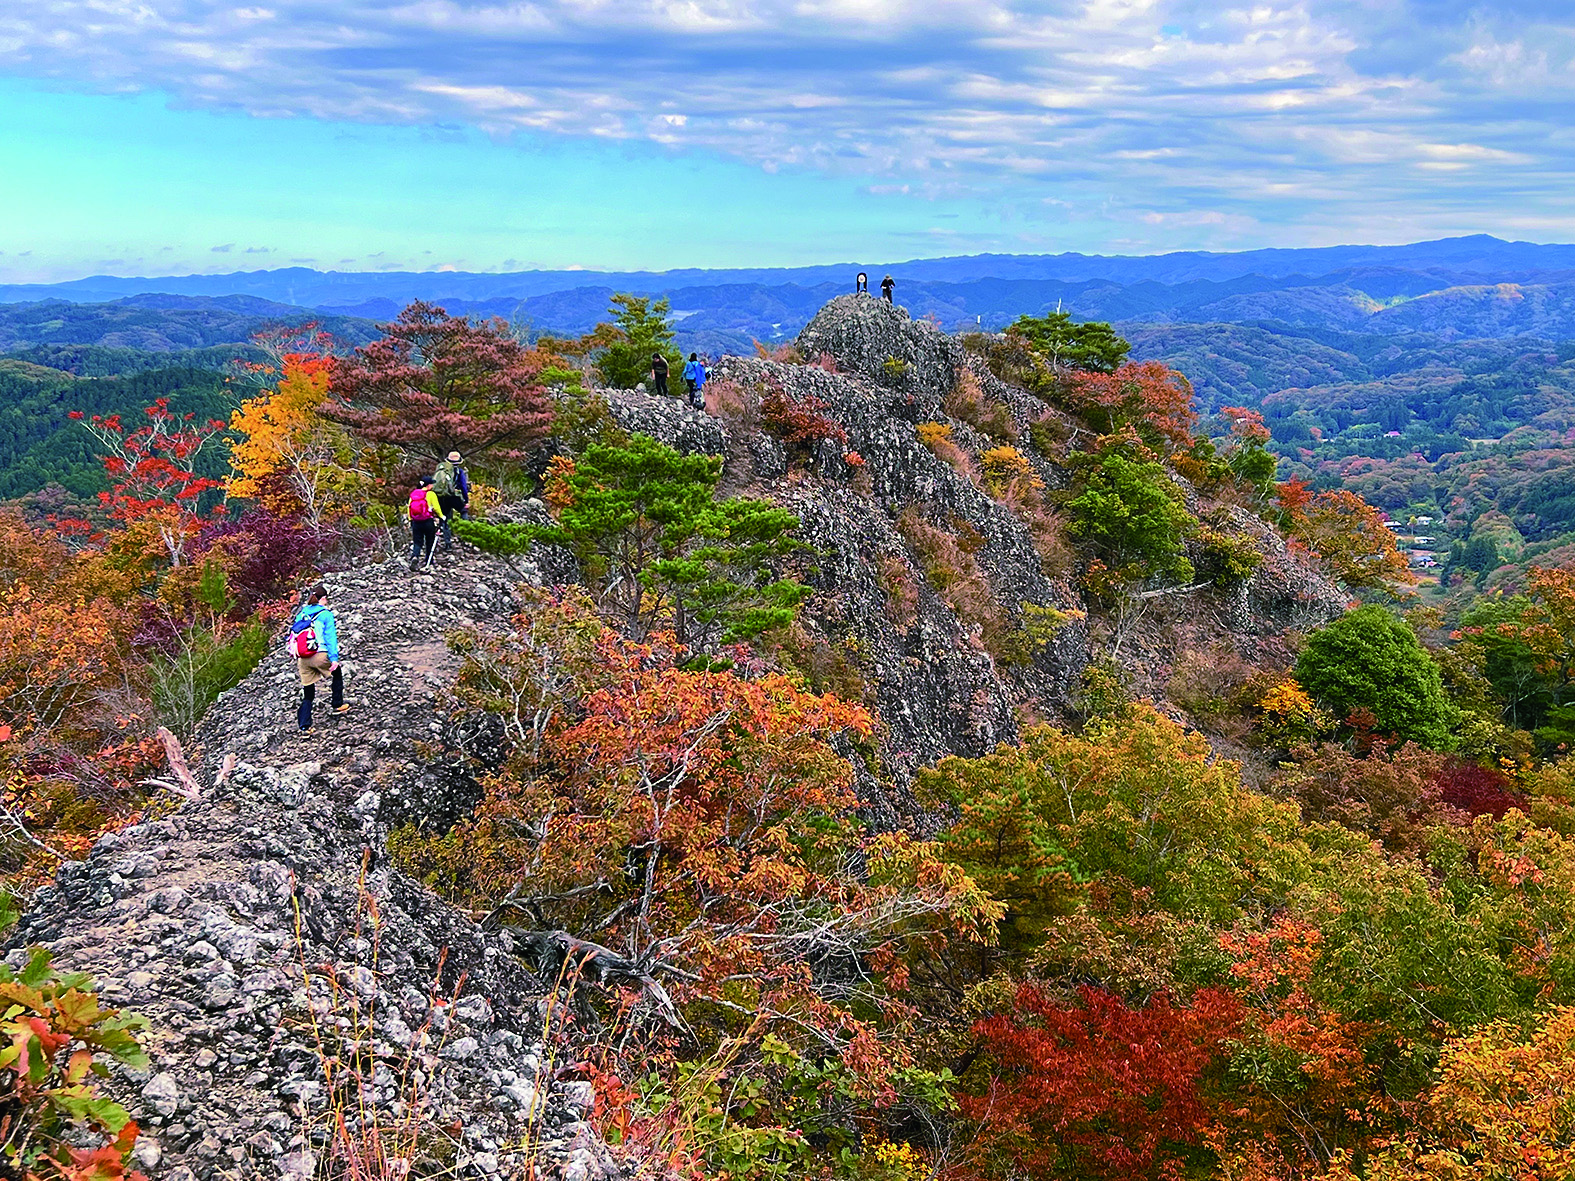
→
(1065, 362, 1197, 453)
(961, 983, 1242, 1181)
(69, 399, 226, 567)
(324, 301, 554, 462)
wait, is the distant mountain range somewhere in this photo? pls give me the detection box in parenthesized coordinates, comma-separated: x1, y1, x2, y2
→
(4, 236, 1575, 361)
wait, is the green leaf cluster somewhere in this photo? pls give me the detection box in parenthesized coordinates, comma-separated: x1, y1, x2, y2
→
(0, 948, 149, 1177)
(1066, 450, 1195, 584)
(1009, 311, 1131, 374)
(1295, 604, 1459, 748)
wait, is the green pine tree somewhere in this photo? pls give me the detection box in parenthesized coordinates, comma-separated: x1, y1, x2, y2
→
(594, 294, 685, 391)
(455, 433, 805, 651)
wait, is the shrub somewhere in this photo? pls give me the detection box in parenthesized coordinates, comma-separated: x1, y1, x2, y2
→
(1194, 527, 1263, 587)
(752, 341, 805, 364)
(961, 983, 1241, 1181)
(879, 556, 919, 630)
(915, 422, 975, 481)
(896, 507, 1022, 664)
(945, 371, 1018, 442)
(707, 378, 759, 430)
(980, 446, 1043, 500)
(1253, 676, 1335, 750)
(149, 615, 272, 741)
(1166, 647, 1267, 731)
(0, 948, 150, 1180)
(1276, 740, 1450, 848)
(1295, 605, 1459, 749)
(759, 387, 847, 468)
(1066, 451, 1194, 585)
(1430, 758, 1524, 818)
(1027, 413, 1072, 459)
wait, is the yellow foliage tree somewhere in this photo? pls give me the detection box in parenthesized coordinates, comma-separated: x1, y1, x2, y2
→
(228, 355, 367, 524)
(1335, 1006, 1575, 1181)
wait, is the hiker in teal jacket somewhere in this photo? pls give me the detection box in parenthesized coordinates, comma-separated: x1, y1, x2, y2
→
(292, 584, 346, 730)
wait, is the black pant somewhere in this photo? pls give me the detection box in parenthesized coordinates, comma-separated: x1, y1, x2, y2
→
(299, 668, 343, 729)
(410, 518, 437, 564)
(437, 495, 465, 545)
(653, 372, 668, 397)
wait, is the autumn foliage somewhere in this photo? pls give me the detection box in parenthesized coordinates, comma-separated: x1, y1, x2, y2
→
(324, 301, 554, 462)
(14, 294, 1575, 1181)
(963, 984, 1242, 1181)
(1279, 478, 1411, 590)
(1064, 362, 1198, 454)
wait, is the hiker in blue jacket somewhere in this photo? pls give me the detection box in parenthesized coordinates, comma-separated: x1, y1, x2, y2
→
(291, 584, 346, 731)
(682, 353, 707, 409)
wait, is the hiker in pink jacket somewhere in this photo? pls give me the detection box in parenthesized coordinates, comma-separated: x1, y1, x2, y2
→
(408, 476, 445, 572)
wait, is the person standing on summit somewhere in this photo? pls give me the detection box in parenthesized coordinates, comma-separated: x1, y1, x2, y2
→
(651, 352, 670, 397)
(880, 275, 895, 302)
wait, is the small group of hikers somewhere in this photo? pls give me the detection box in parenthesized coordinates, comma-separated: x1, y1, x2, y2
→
(406, 450, 470, 572)
(855, 272, 896, 301)
(650, 352, 709, 409)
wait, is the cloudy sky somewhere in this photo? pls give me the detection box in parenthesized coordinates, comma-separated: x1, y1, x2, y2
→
(0, 0, 1570, 280)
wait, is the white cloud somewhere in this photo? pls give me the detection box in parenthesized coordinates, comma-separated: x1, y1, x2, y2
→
(0, 0, 1571, 242)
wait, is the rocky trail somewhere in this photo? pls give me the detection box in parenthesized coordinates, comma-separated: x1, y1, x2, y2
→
(8, 544, 620, 1181)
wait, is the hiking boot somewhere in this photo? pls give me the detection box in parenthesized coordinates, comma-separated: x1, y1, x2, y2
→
(332, 704, 349, 715)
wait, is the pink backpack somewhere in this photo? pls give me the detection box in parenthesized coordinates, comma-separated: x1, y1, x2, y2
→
(291, 619, 320, 658)
(409, 488, 433, 521)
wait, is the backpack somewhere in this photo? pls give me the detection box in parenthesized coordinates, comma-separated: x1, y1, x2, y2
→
(291, 615, 320, 658)
(432, 462, 457, 498)
(409, 487, 433, 520)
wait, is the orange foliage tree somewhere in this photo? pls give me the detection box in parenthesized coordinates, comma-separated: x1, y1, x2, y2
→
(228, 353, 369, 525)
(395, 592, 1000, 1172)
(1217, 917, 1374, 1169)
(1278, 479, 1411, 590)
(1331, 1006, 1575, 1181)
(0, 511, 152, 871)
(1065, 362, 1197, 454)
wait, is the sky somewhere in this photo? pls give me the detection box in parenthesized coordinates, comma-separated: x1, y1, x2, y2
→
(1, 0, 1572, 282)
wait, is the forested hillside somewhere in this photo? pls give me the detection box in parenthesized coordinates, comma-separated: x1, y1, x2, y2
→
(11, 292, 1575, 1181)
(0, 358, 231, 498)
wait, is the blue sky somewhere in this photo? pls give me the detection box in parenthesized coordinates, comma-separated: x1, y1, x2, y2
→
(1, 0, 1571, 282)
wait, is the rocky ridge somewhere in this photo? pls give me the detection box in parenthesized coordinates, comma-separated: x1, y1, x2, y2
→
(7, 545, 620, 1181)
(607, 295, 1349, 809)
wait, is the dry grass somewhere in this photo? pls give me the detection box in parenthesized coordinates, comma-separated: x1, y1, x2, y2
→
(944, 370, 1018, 442)
(915, 422, 978, 483)
(706, 378, 759, 430)
(288, 857, 468, 1181)
(896, 506, 1028, 665)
